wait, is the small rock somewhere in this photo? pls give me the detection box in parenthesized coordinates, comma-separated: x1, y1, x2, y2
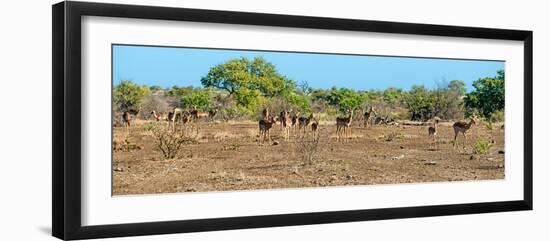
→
(114, 167, 124, 172)
(498, 150, 505, 154)
(470, 155, 476, 160)
(424, 161, 437, 166)
(400, 146, 404, 149)
(487, 157, 495, 161)
(272, 140, 280, 145)
(346, 175, 353, 180)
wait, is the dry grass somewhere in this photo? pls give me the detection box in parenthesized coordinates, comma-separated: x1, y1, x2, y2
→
(113, 120, 505, 195)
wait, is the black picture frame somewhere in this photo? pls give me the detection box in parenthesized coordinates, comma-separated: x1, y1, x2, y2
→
(52, 1, 533, 240)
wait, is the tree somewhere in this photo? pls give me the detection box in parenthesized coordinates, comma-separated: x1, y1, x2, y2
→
(149, 85, 163, 92)
(113, 80, 150, 111)
(465, 70, 505, 118)
(328, 88, 366, 112)
(180, 89, 213, 111)
(404, 85, 436, 121)
(201, 57, 295, 97)
(298, 80, 313, 96)
(383, 87, 404, 106)
(233, 88, 265, 110)
(284, 92, 312, 113)
(200, 57, 296, 110)
(166, 85, 194, 97)
(433, 80, 466, 120)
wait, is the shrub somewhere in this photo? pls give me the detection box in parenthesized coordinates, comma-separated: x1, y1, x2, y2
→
(180, 89, 213, 111)
(489, 110, 505, 123)
(465, 70, 505, 118)
(474, 139, 495, 154)
(147, 123, 199, 159)
(295, 136, 321, 165)
(113, 80, 151, 110)
(384, 131, 405, 142)
(221, 106, 255, 121)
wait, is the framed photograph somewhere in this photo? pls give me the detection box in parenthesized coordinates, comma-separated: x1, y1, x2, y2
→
(52, 1, 533, 240)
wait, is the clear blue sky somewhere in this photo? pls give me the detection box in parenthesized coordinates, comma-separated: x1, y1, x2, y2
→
(113, 44, 504, 92)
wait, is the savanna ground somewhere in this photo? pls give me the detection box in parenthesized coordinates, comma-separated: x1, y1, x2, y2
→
(112, 119, 504, 195)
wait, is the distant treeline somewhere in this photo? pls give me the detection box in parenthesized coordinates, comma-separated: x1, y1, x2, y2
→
(114, 57, 504, 122)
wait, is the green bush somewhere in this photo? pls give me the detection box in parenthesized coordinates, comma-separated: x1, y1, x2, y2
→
(180, 89, 212, 111)
(113, 80, 151, 110)
(474, 139, 495, 154)
(384, 131, 405, 142)
(221, 106, 255, 121)
(465, 70, 505, 119)
(489, 110, 505, 123)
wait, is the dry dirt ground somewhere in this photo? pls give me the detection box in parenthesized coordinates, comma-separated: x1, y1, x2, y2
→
(112, 120, 504, 195)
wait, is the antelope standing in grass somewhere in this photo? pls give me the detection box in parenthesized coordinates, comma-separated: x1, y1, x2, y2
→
(150, 110, 168, 121)
(279, 110, 291, 140)
(190, 107, 218, 122)
(453, 117, 477, 149)
(262, 108, 270, 120)
(336, 110, 353, 142)
(363, 106, 377, 128)
(298, 113, 313, 138)
(208, 108, 218, 120)
(259, 116, 276, 145)
(428, 117, 440, 149)
(168, 108, 190, 131)
(122, 109, 140, 134)
(311, 120, 320, 141)
(291, 111, 300, 136)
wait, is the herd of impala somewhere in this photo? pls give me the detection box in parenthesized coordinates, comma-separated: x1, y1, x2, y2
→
(121, 106, 477, 149)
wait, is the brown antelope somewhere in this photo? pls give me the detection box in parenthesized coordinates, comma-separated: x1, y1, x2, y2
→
(428, 117, 440, 149)
(190, 107, 218, 121)
(208, 108, 218, 120)
(311, 120, 320, 141)
(453, 117, 477, 149)
(190, 109, 208, 120)
(279, 111, 292, 140)
(122, 109, 140, 133)
(150, 110, 168, 121)
(262, 107, 270, 120)
(279, 110, 291, 140)
(298, 113, 313, 138)
(336, 109, 353, 142)
(290, 112, 300, 133)
(259, 116, 276, 145)
(363, 106, 377, 128)
(167, 111, 175, 123)
(168, 108, 187, 131)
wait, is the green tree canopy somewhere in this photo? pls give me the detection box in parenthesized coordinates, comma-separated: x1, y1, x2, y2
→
(383, 87, 404, 105)
(166, 85, 195, 97)
(200, 57, 296, 110)
(113, 80, 150, 110)
(180, 88, 213, 111)
(200, 57, 295, 97)
(284, 92, 312, 113)
(432, 80, 466, 119)
(465, 70, 505, 118)
(404, 85, 436, 121)
(328, 87, 366, 112)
